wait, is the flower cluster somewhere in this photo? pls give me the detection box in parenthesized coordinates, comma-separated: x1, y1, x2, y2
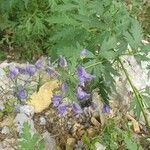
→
(52, 91, 83, 115)
(6, 58, 54, 102)
(52, 81, 83, 115)
(51, 52, 96, 115)
(7, 59, 43, 78)
(5, 51, 110, 114)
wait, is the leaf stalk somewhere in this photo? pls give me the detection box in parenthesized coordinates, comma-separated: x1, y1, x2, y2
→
(118, 58, 150, 133)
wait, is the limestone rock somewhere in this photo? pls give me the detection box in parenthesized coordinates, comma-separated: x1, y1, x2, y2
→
(1, 126, 10, 134)
(95, 142, 106, 150)
(13, 113, 35, 134)
(42, 131, 56, 150)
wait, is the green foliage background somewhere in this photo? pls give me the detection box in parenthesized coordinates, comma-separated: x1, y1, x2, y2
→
(0, 0, 149, 107)
(0, 0, 148, 60)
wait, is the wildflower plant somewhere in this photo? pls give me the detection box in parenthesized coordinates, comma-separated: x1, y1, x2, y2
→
(17, 122, 44, 150)
(1, 59, 48, 104)
(0, 0, 150, 133)
(50, 53, 98, 115)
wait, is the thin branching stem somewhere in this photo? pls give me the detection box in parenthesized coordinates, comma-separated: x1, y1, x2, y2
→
(118, 58, 150, 133)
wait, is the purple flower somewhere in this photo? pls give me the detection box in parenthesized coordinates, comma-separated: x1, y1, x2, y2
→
(16, 66, 27, 74)
(80, 49, 89, 58)
(26, 64, 36, 75)
(17, 85, 26, 99)
(102, 104, 110, 113)
(35, 59, 42, 69)
(60, 83, 67, 92)
(72, 102, 83, 113)
(90, 102, 97, 109)
(76, 86, 90, 100)
(77, 65, 95, 86)
(52, 93, 62, 107)
(57, 102, 68, 115)
(58, 55, 67, 67)
(46, 66, 56, 75)
(8, 67, 19, 78)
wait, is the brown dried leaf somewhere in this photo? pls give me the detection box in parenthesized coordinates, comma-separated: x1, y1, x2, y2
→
(126, 112, 140, 133)
(91, 117, 101, 127)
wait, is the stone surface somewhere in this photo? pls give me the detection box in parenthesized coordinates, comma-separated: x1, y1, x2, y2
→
(67, 138, 76, 146)
(0, 100, 4, 111)
(13, 113, 35, 135)
(19, 105, 35, 117)
(42, 131, 56, 150)
(87, 128, 96, 137)
(0, 138, 15, 150)
(39, 116, 46, 125)
(95, 142, 106, 150)
(1, 126, 10, 134)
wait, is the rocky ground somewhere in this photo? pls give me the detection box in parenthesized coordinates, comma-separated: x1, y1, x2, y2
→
(0, 51, 150, 149)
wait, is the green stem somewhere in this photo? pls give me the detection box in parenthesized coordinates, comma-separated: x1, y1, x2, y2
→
(85, 61, 103, 69)
(36, 73, 42, 92)
(118, 58, 150, 133)
(71, 60, 104, 76)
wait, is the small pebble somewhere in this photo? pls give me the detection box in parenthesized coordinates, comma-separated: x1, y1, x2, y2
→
(95, 142, 106, 150)
(87, 128, 96, 137)
(39, 116, 46, 125)
(67, 138, 76, 146)
(42, 131, 56, 150)
(0, 101, 4, 111)
(1, 126, 10, 134)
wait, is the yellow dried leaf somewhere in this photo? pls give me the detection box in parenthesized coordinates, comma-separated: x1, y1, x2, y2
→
(27, 80, 59, 113)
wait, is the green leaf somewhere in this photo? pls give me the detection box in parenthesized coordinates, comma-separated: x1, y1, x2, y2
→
(129, 97, 141, 119)
(124, 134, 143, 150)
(18, 122, 44, 150)
(124, 20, 143, 50)
(101, 36, 117, 52)
(100, 36, 118, 60)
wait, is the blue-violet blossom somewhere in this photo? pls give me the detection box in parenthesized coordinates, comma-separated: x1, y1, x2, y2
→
(102, 104, 110, 113)
(8, 67, 19, 78)
(77, 65, 95, 86)
(72, 102, 83, 113)
(52, 93, 62, 107)
(26, 64, 36, 75)
(16, 66, 26, 74)
(17, 85, 26, 99)
(80, 49, 89, 58)
(60, 82, 67, 92)
(58, 55, 67, 67)
(35, 59, 42, 69)
(57, 102, 68, 115)
(76, 86, 90, 100)
(46, 66, 57, 76)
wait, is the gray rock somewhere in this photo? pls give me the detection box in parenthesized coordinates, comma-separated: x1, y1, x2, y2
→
(39, 116, 46, 125)
(13, 113, 35, 135)
(0, 100, 4, 111)
(42, 131, 56, 150)
(0, 138, 15, 150)
(95, 142, 106, 150)
(1, 126, 10, 134)
(0, 68, 5, 76)
(19, 105, 35, 117)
